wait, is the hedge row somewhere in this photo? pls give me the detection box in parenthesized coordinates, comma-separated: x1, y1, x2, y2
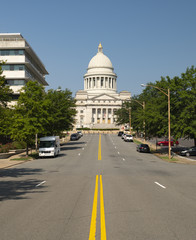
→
(76, 128, 119, 131)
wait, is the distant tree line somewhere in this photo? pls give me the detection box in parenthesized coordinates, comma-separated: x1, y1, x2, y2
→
(0, 61, 76, 155)
(115, 66, 196, 146)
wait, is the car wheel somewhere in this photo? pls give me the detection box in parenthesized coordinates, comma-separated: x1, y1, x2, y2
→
(160, 143, 163, 146)
(186, 152, 190, 157)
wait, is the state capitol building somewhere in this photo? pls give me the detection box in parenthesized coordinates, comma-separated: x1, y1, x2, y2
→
(75, 43, 131, 129)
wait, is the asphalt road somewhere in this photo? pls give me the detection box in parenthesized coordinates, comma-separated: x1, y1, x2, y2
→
(0, 134, 196, 240)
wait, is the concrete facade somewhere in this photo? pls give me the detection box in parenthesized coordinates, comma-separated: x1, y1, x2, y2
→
(75, 43, 131, 129)
(0, 33, 48, 100)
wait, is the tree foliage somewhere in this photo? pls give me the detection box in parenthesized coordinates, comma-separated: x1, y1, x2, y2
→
(10, 81, 48, 155)
(115, 101, 130, 126)
(44, 88, 76, 135)
(0, 62, 13, 143)
(0, 61, 13, 107)
(9, 82, 77, 154)
(115, 66, 196, 145)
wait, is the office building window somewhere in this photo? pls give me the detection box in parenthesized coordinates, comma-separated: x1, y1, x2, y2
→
(6, 80, 25, 86)
(2, 64, 25, 71)
(0, 49, 24, 56)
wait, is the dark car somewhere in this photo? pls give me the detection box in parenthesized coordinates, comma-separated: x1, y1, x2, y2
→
(118, 131, 124, 136)
(70, 133, 79, 141)
(136, 144, 150, 153)
(180, 146, 196, 157)
(77, 131, 83, 138)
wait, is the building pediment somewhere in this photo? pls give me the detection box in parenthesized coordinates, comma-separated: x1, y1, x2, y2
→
(90, 93, 119, 101)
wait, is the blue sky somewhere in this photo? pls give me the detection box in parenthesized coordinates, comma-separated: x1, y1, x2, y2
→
(1, 0, 196, 96)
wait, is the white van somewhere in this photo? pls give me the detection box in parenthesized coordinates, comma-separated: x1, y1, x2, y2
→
(39, 136, 60, 157)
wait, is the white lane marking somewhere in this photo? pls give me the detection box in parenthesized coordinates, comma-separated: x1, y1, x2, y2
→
(36, 181, 46, 187)
(82, 148, 84, 150)
(115, 146, 117, 149)
(78, 153, 81, 156)
(118, 152, 120, 154)
(122, 158, 125, 161)
(155, 182, 166, 189)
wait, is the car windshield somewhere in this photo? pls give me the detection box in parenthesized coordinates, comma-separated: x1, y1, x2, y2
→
(126, 135, 132, 137)
(40, 141, 55, 148)
(141, 144, 149, 147)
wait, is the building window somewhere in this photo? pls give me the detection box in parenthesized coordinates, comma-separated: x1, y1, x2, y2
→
(6, 79, 25, 86)
(86, 79, 88, 89)
(11, 94, 20, 100)
(2, 64, 25, 71)
(105, 77, 108, 87)
(80, 110, 83, 113)
(0, 49, 24, 56)
(101, 77, 104, 87)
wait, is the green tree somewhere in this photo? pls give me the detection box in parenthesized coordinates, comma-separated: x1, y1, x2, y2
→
(115, 101, 130, 126)
(10, 81, 48, 155)
(0, 61, 13, 107)
(44, 88, 76, 135)
(170, 66, 196, 145)
(134, 66, 196, 145)
(0, 61, 13, 143)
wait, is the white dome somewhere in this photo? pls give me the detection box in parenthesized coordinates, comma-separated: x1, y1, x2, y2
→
(84, 43, 117, 94)
(87, 43, 113, 70)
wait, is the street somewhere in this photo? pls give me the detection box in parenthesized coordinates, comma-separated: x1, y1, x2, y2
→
(0, 134, 196, 240)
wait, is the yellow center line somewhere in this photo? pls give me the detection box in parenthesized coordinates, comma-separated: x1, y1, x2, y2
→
(89, 175, 98, 240)
(100, 175, 107, 240)
(98, 134, 102, 160)
(89, 175, 107, 240)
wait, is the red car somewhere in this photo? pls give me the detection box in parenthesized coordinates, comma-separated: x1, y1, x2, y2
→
(157, 139, 179, 146)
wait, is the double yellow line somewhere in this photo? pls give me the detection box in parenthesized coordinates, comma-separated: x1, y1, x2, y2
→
(89, 175, 107, 240)
(89, 135, 106, 239)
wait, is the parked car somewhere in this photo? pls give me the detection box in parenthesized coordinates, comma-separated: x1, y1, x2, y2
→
(77, 131, 83, 137)
(136, 144, 150, 153)
(124, 134, 133, 142)
(121, 133, 126, 140)
(157, 139, 179, 146)
(118, 131, 124, 136)
(70, 133, 79, 141)
(180, 146, 196, 157)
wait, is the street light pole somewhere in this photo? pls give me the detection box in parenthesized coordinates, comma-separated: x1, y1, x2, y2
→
(141, 84, 171, 159)
(143, 101, 145, 141)
(168, 88, 171, 159)
(124, 98, 132, 134)
(129, 106, 131, 134)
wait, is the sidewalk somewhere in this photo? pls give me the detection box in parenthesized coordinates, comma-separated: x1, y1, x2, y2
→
(0, 152, 31, 169)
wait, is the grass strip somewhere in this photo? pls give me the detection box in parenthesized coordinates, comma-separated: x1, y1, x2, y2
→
(133, 139, 143, 145)
(10, 157, 31, 161)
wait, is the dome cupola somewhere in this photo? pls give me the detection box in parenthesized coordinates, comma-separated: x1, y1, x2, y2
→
(84, 43, 117, 94)
(88, 43, 113, 70)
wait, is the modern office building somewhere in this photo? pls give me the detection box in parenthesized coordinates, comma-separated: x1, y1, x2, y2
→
(75, 43, 131, 129)
(0, 33, 48, 100)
